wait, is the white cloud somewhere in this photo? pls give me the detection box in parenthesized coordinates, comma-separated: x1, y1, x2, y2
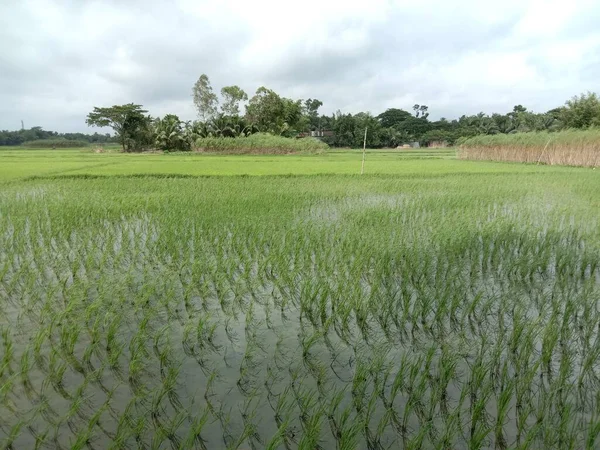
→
(0, 0, 599, 132)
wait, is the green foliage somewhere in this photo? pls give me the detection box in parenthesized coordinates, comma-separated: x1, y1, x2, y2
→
(561, 92, 600, 128)
(304, 98, 324, 130)
(192, 74, 219, 121)
(153, 114, 189, 151)
(21, 139, 89, 148)
(86, 103, 151, 152)
(245, 87, 291, 136)
(220, 85, 248, 116)
(420, 129, 456, 146)
(377, 108, 412, 128)
(194, 132, 328, 153)
(0, 127, 115, 146)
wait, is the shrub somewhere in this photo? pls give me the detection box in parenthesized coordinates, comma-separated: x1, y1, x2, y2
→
(194, 133, 328, 154)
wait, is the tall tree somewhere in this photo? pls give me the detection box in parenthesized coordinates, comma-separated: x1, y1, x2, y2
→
(245, 87, 287, 134)
(86, 104, 149, 152)
(304, 98, 323, 130)
(220, 85, 248, 116)
(192, 74, 219, 122)
(377, 108, 412, 128)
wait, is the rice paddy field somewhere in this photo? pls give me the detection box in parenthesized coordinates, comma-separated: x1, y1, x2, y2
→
(1, 148, 600, 449)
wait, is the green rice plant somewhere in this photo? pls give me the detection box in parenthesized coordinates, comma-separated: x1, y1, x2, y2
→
(2, 150, 600, 447)
(1, 420, 24, 450)
(162, 410, 187, 448)
(297, 407, 324, 450)
(182, 406, 211, 450)
(19, 348, 36, 398)
(586, 414, 600, 449)
(265, 417, 289, 450)
(0, 328, 14, 378)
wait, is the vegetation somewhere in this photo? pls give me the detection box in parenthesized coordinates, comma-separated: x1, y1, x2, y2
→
(0, 126, 115, 146)
(83, 78, 600, 153)
(195, 132, 328, 154)
(23, 139, 89, 148)
(459, 128, 600, 167)
(5, 71, 600, 155)
(0, 148, 458, 181)
(86, 104, 153, 152)
(1, 150, 599, 448)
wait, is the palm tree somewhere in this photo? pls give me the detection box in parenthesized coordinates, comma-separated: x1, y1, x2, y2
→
(154, 114, 188, 151)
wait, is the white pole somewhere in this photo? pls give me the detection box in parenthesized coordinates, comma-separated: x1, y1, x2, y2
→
(361, 127, 367, 175)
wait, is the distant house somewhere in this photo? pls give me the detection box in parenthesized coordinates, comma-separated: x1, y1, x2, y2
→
(298, 130, 334, 139)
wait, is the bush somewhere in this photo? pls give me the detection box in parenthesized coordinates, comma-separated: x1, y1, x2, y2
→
(23, 139, 89, 148)
(194, 133, 328, 154)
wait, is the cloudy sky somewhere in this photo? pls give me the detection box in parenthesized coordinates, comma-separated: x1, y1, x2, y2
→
(1, 0, 599, 132)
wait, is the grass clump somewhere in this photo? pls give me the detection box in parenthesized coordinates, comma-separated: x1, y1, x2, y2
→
(194, 132, 329, 154)
(458, 128, 600, 167)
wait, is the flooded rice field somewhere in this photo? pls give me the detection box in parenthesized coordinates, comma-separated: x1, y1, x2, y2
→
(1, 174, 600, 449)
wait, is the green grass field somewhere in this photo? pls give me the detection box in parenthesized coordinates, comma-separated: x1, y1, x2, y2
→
(1, 148, 600, 449)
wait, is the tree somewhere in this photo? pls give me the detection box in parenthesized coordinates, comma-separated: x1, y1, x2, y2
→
(304, 99, 323, 130)
(245, 87, 291, 135)
(86, 104, 149, 152)
(377, 108, 412, 128)
(412, 104, 429, 119)
(421, 129, 456, 146)
(354, 112, 383, 148)
(561, 92, 600, 128)
(397, 117, 432, 140)
(220, 85, 248, 116)
(330, 111, 356, 147)
(192, 74, 219, 122)
(154, 114, 189, 151)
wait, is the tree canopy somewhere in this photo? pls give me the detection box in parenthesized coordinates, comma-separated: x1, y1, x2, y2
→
(192, 74, 218, 121)
(86, 104, 150, 151)
(220, 86, 248, 116)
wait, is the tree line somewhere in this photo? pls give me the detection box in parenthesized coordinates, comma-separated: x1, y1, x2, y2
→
(4, 73, 600, 150)
(0, 126, 116, 146)
(87, 75, 600, 151)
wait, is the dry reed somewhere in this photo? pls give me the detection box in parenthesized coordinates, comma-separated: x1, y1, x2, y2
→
(458, 129, 600, 167)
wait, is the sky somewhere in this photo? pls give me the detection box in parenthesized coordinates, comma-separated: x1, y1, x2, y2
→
(1, 0, 600, 132)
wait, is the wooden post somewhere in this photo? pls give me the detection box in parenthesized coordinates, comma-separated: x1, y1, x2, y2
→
(361, 127, 367, 175)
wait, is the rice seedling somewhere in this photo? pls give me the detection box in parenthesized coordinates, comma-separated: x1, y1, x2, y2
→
(1, 150, 600, 448)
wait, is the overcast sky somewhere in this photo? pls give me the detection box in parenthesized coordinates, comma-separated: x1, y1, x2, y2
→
(1, 0, 600, 132)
